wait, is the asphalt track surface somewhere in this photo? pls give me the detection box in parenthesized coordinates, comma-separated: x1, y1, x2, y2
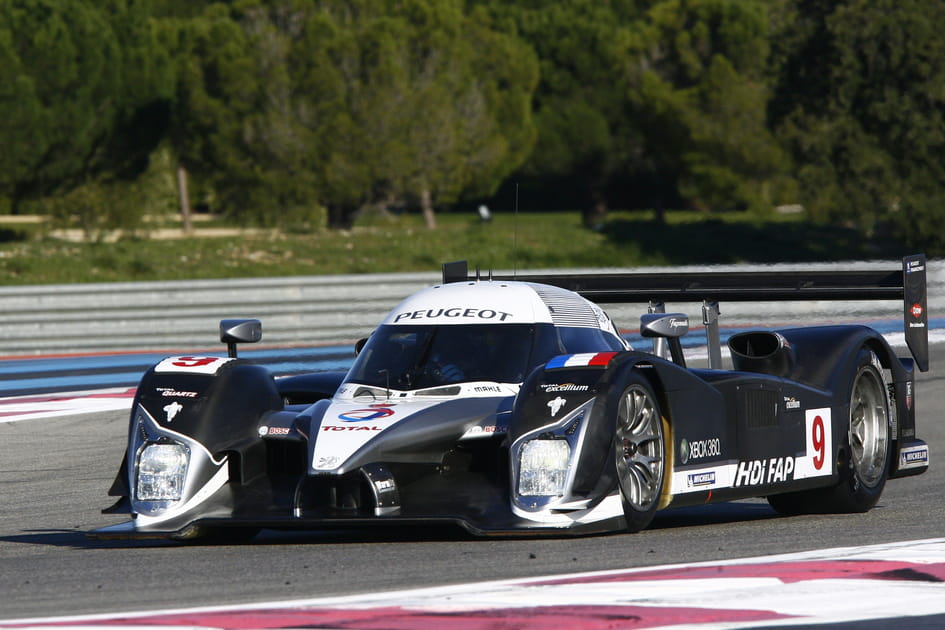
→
(0, 347, 943, 623)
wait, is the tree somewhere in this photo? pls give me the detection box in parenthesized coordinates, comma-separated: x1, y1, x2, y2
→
(770, 0, 945, 251)
(291, 0, 539, 228)
(619, 0, 788, 214)
(474, 0, 643, 227)
(0, 0, 172, 224)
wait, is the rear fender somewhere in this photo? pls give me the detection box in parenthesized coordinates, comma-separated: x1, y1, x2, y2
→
(771, 326, 926, 479)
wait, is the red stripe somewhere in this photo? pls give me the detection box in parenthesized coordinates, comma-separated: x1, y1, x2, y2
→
(533, 559, 945, 586)
(587, 352, 618, 366)
(46, 604, 790, 629)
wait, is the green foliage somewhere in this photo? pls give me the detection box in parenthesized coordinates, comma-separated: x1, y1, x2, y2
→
(620, 0, 788, 212)
(770, 0, 945, 251)
(477, 1, 641, 223)
(0, 210, 908, 284)
(1, 0, 944, 253)
(0, 0, 172, 215)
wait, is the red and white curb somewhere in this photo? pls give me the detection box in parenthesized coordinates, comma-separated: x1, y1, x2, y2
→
(0, 388, 135, 423)
(3, 538, 945, 629)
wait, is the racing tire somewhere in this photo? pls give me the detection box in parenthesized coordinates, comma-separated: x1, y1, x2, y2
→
(614, 374, 668, 533)
(768, 349, 891, 515)
(173, 525, 261, 544)
(828, 349, 891, 512)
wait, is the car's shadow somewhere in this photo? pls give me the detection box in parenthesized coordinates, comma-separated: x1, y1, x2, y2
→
(1, 501, 782, 549)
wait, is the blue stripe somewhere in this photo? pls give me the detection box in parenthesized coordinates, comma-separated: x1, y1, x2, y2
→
(545, 355, 572, 369)
(0, 316, 939, 398)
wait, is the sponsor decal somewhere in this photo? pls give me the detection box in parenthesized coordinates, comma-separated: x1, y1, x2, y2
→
(668, 317, 688, 329)
(156, 388, 199, 398)
(338, 404, 396, 422)
(547, 396, 567, 417)
(393, 308, 513, 323)
(460, 424, 509, 440)
(687, 471, 716, 487)
(163, 401, 183, 423)
(906, 259, 925, 273)
(474, 385, 502, 393)
(734, 457, 796, 487)
(911, 302, 924, 318)
(463, 425, 507, 436)
(900, 446, 929, 468)
(373, 478, 396, 492)
(322, 425, 383, 431)
(783, 396, 801, 410)
(540, 383, 590, 393)
(258, 426, 291, 437)
(315, 456, 340, 469)
(680, 437, 721, 465)
(906, 382, 913, 411)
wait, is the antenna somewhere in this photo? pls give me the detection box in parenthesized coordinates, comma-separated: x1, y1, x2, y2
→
(513, 182, 519, 277)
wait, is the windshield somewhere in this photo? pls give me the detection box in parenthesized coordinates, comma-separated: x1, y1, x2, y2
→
(345, 324, 539, 390)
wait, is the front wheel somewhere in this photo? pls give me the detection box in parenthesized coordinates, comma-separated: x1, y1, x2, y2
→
(615, 374, 667, 532)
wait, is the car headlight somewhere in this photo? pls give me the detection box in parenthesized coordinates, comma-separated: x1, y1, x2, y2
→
(136, 443, 189, 502)
(518, 439, 570, 496)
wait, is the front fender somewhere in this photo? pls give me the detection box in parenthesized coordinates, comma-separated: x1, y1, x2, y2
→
(109, 356, 283, 523)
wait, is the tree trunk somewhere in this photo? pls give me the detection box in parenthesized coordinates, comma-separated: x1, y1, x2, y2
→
(583, 191, 607, 231)
(421, 188, 436, 230)
(176, 164, 193, 234)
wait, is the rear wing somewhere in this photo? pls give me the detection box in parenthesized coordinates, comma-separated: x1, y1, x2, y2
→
(442, 255, 929, 372)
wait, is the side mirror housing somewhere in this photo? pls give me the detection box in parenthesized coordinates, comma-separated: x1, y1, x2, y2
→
(640, 313, 689, 338)
(220, 319, 262, 358)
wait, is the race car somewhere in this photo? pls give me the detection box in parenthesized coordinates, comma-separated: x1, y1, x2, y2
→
(94, 256, 930, 540)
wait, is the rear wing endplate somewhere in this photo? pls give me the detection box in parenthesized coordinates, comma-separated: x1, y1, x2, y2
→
(442, 255, 929, 372)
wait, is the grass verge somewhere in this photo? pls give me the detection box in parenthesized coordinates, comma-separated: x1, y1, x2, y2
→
(0, 210, 912, 285)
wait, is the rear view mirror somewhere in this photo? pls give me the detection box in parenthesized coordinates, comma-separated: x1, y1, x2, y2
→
(640, 313, 689, 338)
(220, 319, 262, 358)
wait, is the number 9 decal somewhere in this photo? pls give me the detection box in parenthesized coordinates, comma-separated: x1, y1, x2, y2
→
(796, 408, 833, 480)
(811, 414, 825, 470)
(155, 355, 234, 375)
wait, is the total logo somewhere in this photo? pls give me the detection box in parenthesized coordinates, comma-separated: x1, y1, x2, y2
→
(338, 404, 396, 422)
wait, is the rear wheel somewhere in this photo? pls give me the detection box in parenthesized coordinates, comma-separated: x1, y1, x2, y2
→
(831, 350, 890, 511)
(615, 374, 667, 532)
(768, 349, 890, 515)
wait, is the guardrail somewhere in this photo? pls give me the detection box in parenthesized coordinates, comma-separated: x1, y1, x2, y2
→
(0, 272, 437, 355)
(0, 261, 941, 357)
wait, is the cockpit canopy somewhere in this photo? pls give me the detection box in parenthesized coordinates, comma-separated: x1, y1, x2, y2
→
(344, 280, 628, 392)
(345, 322, 626, 391)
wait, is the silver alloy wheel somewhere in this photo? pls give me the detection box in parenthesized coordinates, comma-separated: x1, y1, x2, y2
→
(615, 384, 664, 511)
(849, 366, 889, 489)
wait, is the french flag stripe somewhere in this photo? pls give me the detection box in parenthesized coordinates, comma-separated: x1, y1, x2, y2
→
(547, 352, 618, 369)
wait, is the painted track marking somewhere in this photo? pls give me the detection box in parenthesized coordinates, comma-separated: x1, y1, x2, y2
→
(3, 538, 945, 629)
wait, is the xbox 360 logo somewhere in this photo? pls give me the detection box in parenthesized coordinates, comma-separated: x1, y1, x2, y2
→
(680, 438, 690, 464)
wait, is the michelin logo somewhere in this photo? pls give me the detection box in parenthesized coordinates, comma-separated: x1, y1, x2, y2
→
(900, 446, 929, 468)
(687, 472, 716, 487)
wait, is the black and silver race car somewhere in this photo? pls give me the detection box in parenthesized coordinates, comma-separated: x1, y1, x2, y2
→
(94, 256, 931, 540)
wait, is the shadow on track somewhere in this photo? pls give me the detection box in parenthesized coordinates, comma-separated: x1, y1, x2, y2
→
(2, 501, 781, 549)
